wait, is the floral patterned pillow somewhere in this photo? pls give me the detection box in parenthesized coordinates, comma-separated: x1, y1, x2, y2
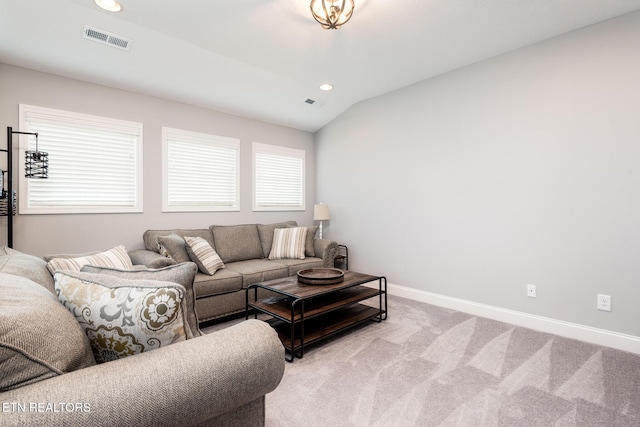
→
(54, 270, 188, 364)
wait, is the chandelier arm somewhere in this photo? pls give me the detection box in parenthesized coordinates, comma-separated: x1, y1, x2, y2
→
(310, 0, 325, 27)
(344, 0, 354, 22)
(322, 1, 333, 25)
(338, 0, 346, 24)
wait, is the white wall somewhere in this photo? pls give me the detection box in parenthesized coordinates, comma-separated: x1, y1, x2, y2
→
(316, 11, 640, 336)
(0, 64, 316, 256)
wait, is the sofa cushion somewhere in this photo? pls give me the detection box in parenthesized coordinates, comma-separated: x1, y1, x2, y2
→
(143, 229, 214, 253)
(0, 248, 55, 294)
(81, 262, 201, 338)
(270, 257, 326, 276)
(257, 221, 297, 258)
(193, 269, 244, 298)
(46, 245, 133, 274)
(184, 236, 225, 275)
(54, 271, 189, 364)
(225, 259, 289, 287)
(157, 234, 191, 263)
(210, 224, 263, 263)
(268, 227, 308, 260)
(0, 272, 96, 391)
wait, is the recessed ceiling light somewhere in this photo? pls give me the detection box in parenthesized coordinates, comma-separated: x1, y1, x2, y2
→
(319, 83, 334, 91)
(95, 0, 122, 12)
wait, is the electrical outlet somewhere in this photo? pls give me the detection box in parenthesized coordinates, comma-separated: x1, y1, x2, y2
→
(527, 284, 536, 298)
(597, 294, 611, 311)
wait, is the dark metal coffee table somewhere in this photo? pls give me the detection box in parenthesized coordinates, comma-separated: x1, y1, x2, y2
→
(246, 270, 387, 362)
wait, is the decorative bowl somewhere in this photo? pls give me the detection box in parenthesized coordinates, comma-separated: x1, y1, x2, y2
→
(297, 268, 344, 285)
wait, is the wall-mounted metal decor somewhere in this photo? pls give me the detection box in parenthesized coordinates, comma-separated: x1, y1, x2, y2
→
(2, 126, 48, 247)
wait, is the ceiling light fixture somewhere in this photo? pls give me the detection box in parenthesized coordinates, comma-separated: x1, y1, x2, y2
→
(310, 0, 355, 30)
(319, 83, 334, 91)
(94, 0, 122, 12)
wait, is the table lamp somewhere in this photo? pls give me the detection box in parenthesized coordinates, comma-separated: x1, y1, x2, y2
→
(313, 203, 330, 239)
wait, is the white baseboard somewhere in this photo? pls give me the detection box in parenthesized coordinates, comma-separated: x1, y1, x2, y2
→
(378, 282, 640, 355)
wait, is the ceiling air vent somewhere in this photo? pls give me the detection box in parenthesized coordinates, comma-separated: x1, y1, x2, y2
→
(83, 25, 131, 51)
(304, 98, 326, 108)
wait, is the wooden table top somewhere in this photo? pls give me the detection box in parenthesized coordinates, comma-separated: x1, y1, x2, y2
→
(252, 270, 382, 299)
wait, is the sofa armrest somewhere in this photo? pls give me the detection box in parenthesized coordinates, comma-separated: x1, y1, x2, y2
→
(1, 320, 285, 426)
(314, 239, 339, 267)
(128, 249, 176, 268)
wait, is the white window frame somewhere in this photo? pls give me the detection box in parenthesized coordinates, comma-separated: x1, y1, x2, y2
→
(18, 104, 143, 214)
(162, 127, 240, 212)
(253, 142, 305, 211)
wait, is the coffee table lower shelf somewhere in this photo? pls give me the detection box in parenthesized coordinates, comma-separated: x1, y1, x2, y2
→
(266, 304, 384, 354)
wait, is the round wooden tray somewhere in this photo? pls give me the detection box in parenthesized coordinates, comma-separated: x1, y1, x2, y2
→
(297, 268, 344, 285)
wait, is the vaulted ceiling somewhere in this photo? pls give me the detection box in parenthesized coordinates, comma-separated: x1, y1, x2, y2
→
(2, 0, 640, 132)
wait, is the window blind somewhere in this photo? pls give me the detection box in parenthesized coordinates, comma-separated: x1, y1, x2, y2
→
(163, 128, 239, 212)
(20, 105, 142, 214)
(253, 142, 305, 211)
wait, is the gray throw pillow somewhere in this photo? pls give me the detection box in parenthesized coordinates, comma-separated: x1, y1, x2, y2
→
(305, 225, 319, 257)
(0, 273, 96, 391)
(80, 262, 201, 338)
(143, 229, 214, 253)
(156, 234, 191, 264)
(0, 249, 55, 294)
(147, 257, 177, 268)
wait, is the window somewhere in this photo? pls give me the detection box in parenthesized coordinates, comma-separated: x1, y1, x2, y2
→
(19, 104, 143, 214)
(253, 142, 305, 211)
(162, 127, 240, 212)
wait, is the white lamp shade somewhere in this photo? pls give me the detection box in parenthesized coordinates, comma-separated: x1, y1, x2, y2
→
(314, 203, 330, 221)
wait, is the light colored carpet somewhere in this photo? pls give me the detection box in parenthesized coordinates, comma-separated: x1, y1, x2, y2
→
(204, 296, 640, 426)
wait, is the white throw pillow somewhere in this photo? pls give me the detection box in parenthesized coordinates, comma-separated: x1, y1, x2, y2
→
(46, 245, 133, 275)
(183, 236, 225, 275)
(268, 227, 308, 260)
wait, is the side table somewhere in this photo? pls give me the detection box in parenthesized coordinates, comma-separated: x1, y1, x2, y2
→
(334, 244, 349, 270)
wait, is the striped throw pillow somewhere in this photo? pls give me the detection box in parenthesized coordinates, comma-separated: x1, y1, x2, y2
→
(47, 245, 133, 274)
(184, 236, 225, 275)
(268, 227, 308, 260)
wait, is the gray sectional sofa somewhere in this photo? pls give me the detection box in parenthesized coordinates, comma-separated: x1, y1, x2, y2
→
(0, 247, 285, 426)
(129, 221, 339, 322)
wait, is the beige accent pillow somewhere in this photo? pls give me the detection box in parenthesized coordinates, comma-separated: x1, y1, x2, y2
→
(257, 221, 297, 258)
(184, 236, 225, 276)
(46, 245, 133, 275)
(1, 273, 96, 391)
(54, 271, 188, 364)
(268, 227, 308, 260)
